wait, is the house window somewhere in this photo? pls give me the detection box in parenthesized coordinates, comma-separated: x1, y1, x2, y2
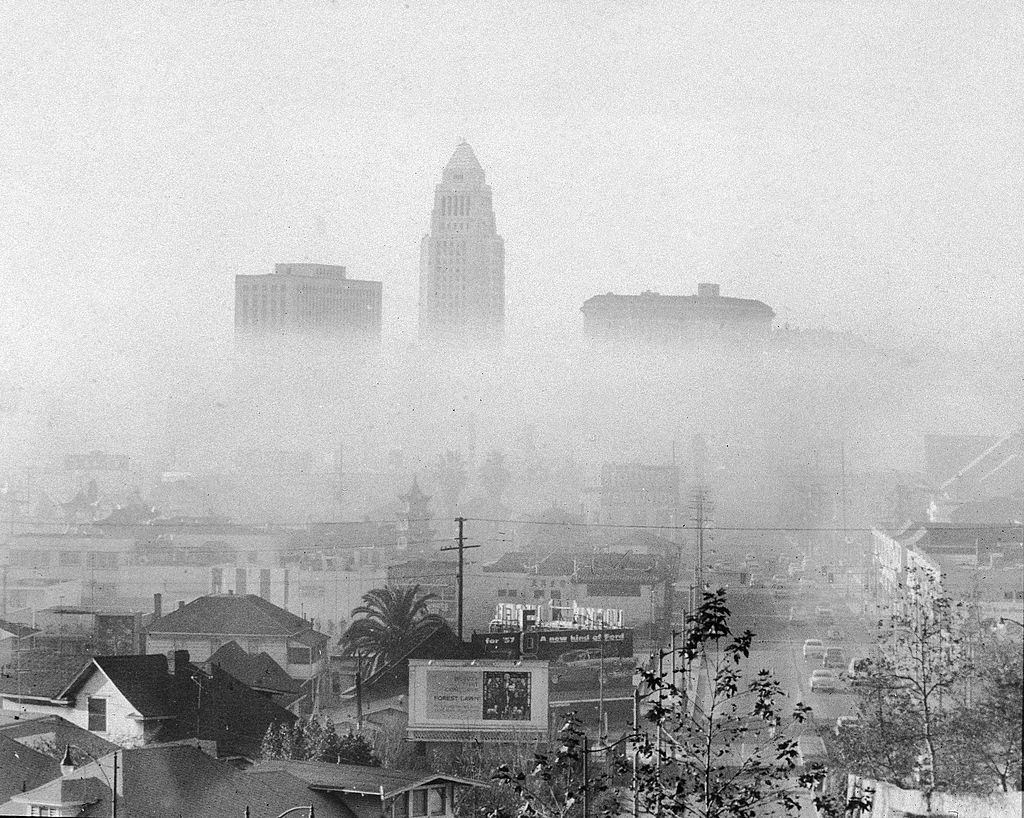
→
(410, 788, 428, 817)
(287, 645, 312, 665)
(30, 807, 61, 816)
(429, 785, 447, 815)
(392, 794, 409, 818)
(87, 697, 107, 732)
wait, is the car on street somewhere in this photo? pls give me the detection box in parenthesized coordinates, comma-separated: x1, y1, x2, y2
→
(847, 657, 874, 686)
(822, 647, 846, 669)
(834, 716, 861, 735)
(802, 638, 825, 659)
(558, 648, 604, 666)
(809, 669, 840, 693)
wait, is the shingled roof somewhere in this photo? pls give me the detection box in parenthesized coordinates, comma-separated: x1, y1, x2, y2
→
(147, 594, 320, 637)
(207, 641, 302, 698)
(248, 758, 484, 799)
(0, 619, 39, 640)
(0, 714, 117, 760)
(3, 653, 295, 760)
(0, 650, 91, 700)
(62, 655, 175, 717)
(0, 733, 59, 804)
(0, 745, 352, 818)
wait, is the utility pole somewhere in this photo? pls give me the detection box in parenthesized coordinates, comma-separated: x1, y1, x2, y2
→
(355, 653, 363, 730)
(440, 517, 479, 641)
(582, 732, 590, 818)
(691, 486, 711, 593)
(111, 751, 117, 818)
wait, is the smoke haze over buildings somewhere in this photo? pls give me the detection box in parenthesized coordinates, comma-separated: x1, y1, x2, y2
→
(0, 1, 1021, 525)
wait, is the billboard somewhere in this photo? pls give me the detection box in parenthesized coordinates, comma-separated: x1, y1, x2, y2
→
(494, 602, 625, 629)
(408, 659, 549, 741)
(472, 627, 634, 660)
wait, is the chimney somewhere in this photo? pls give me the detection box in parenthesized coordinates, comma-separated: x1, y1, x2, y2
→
(60, 745, 75, 777)
(172, 649, 190, 676)
(697, 282, 720, 299)
(153, 593, 162, 619)
(178, 601, 185, 610)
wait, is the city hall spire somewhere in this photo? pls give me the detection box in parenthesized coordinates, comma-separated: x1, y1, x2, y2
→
(419, 141, 505, 345)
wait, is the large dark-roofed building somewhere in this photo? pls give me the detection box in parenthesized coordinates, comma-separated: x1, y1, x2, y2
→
(144, 593, 329, 683)
(581, 283, 775, 345)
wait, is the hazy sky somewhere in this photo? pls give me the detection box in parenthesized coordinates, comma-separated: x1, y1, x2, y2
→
(2, 1, 1022, 362)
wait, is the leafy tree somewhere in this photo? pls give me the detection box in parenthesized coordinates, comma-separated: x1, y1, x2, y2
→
(947, 635, 1023, 792)
(836, 572, 972, 800)
(302, 716, 326, 759)
(340, 584, 448, 674)
(632, 588, 816, 817)
(259, 718, 379, 766)
(487, 589, 819, 818)
(490, 713, 618, 818)
(259, 721, 283, 759)
(334, 728, 380, 766)
(280, 719, 305, 760)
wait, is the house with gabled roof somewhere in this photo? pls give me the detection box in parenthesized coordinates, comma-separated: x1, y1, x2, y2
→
(248, 759, 485, 818)
(206, 640, 305, 710)
(144, 593, 329, 682)
(0, 744, 356, 818)
(0, 652, 295, 759)
(0, 620, 38, 667)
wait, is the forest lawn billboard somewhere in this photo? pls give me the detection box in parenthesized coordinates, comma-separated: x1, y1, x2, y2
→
(407, 659, 549, 741)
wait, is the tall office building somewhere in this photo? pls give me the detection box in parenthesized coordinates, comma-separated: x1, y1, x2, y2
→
(419, 141, 505, 344)
(235, 263, 382, 343)
(581, 283, 775, 346)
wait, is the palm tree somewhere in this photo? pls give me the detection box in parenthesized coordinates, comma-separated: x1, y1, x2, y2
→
(341, 585, 448, 674)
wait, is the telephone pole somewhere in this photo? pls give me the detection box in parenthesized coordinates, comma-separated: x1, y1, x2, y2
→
(440, 517, 480, 641)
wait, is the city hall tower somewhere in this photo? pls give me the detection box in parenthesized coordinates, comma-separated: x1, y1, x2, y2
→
(419, 141, 505, 344)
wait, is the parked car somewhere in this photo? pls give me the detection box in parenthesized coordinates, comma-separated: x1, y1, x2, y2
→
(825, 626, 843, 640)
(789, 606, 809, 624)
(847, 657, 874, 686)
(822, 647, 846, 669)
(803, 638, 825, 659)
(834, 716, 861, 736)
(558, 648, 604, 666)
(809, 669, 840, 693)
